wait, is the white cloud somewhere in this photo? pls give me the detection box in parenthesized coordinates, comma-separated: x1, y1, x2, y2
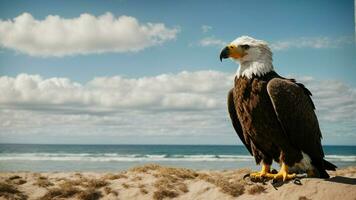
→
(297, 77, 356, 123)
(0, 71, 232, 110)
(198, 37, 226, 47)
(0, 71, 233, 142)
(0, 71, 355, 144)
(201, 25, 212, 33)
(270, 36, 353, 51)
(0, 12, 179, 57)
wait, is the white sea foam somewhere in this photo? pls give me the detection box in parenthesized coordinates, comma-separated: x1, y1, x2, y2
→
(0, 153, 253, 162)
(325, 155, 356, 162)
(0, 153, 354, 162)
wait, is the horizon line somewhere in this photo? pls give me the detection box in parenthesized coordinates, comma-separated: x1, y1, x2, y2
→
(0, 143, 355, 146)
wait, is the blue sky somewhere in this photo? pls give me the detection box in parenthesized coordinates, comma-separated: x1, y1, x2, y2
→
(0, 0, 355, 144)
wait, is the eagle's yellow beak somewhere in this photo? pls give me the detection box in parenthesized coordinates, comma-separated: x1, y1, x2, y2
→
(219, 45, 246, 62)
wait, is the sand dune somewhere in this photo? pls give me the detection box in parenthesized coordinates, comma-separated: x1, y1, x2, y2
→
(0, 164, 355, 200)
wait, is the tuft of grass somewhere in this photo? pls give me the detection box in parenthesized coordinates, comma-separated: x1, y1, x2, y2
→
(13, 179, 27, 185)
(153, 188, 179, 200)
(155, 166, 198, 180)
(247, 184, 265, 194)
(74, 172, 82, 176)
(150, 165, 194, 199)
(130, 164, 162, 173)
(131, 176, 142, 181)
(110, 190, 118, 196)
(140, 188, 148, 194)
(33, 179, 53, 188)
(299, 196, 311, 200)
(197, 173, 214, 182)
(34, 177, 54, 188)
(198, 172, 245, 197)
(40, 184, 80, 200)
(41, 178, 86, 200)
(77, 189, 102, 200)
(138, 184, 148, 194)
(215, 178, 244, 197)
(103, 186, 119, 196)
(0, 182, 18, 194)
(38, 176, 47, 180)
(62, 178, 83, 186)
(40, 188, 77, 200)
(0, 182, 27, 200)
(177, 183, 189, 193)
(122, 183, 130, 189)
(8, 175, 21, 180)
(57, 177, 107, 189)
(103, 173, 128, 180)
(58, 181, 76, 189)
(154, 179, 173, 189)
(54, 177, 68, 182)
(32, 173, 41, 177)
(85, 179, 108, 189)
(7, 175, 26, 185)
(40, 177, 105, 200)
(104, 186, 112, 195)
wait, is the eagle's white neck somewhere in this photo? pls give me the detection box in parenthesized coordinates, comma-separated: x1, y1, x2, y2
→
(236, 46, 274, 79)
(236, 61, 274, 79)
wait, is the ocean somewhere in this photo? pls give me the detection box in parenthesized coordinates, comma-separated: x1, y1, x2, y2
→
(0, 144, 355, 172)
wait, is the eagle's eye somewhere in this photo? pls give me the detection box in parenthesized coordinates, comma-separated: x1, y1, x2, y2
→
(240, 44, 250, 50)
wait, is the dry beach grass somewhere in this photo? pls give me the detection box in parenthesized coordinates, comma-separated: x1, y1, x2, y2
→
(0, 164, 355, 200)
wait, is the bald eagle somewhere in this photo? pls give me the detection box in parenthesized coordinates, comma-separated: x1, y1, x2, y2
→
(220, 36, 336, 180)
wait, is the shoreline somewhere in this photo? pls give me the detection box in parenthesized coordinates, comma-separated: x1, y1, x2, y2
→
(1, 164, 355, 200)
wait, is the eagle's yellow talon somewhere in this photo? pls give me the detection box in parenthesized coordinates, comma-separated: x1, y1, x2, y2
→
(273, 162, 296, 181)
(273, 172, 296, 181)
(250, 171, 275, 179)
(250, 164, 275, 179)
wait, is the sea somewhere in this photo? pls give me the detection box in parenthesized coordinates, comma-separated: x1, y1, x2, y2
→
(0, 144, 355, 172)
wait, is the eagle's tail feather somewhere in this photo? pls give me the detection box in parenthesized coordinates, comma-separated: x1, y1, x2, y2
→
(323, 159, 337, 171)
(313, 159, 337, 178)
(317, 168, 330, 179)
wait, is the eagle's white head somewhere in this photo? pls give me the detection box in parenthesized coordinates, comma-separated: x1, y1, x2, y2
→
(220, 36, 273, 79)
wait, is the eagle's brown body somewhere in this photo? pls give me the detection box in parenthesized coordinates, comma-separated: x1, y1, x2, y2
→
(227, 71, 336, 178)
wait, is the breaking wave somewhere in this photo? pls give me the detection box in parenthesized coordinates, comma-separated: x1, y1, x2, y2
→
(0, 153, 354, 162)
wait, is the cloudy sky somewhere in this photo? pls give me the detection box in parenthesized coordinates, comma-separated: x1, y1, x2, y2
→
(0, 0, 355, 145)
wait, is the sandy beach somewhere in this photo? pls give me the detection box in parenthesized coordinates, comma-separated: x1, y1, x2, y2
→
(0, 164, 355, 200)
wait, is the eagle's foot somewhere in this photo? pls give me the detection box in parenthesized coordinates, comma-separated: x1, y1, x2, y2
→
(250, 171, 275, 179)
(273, 162, 296, 181)
(273, 171, 296, 181)
(250, 164, 275, 180)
